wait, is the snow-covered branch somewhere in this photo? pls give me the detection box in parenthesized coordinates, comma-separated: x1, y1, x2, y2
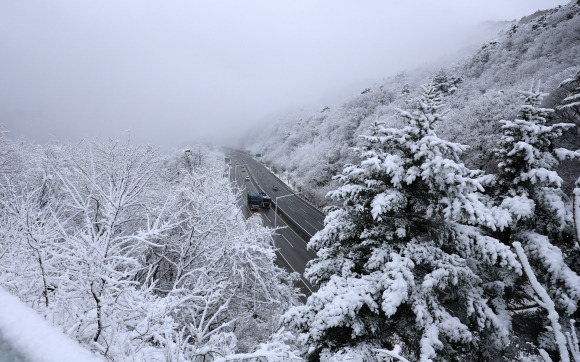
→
(513, 241, 570, 362)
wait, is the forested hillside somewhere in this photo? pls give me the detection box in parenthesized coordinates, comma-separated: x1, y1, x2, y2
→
(246, 1, 580, 206)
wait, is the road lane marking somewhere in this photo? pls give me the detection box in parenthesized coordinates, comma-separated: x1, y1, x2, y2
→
(276, 250, 297, 273)
(262, 213, 271, 222)
(275, 250, 314, 294)
(279, 233, 294, 248)
(277, 217, 310, 245)
(304, 219, 318, 231)
(301, 277, 314, 294)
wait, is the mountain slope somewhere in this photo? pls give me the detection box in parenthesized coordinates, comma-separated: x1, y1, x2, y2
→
(246, 1, 580, 206)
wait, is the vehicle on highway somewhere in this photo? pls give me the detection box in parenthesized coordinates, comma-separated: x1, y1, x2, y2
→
(245, 176, 250, 181)
(272, 186, 278, 191)
(259, 192, 271, 208)
(247, 192, 261, 211)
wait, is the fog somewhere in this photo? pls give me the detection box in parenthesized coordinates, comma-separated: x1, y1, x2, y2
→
(0, 0, 569, 149)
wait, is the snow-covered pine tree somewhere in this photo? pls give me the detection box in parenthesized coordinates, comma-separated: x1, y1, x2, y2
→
(284, 85, 520, 361)
(492, 88, 580, 359)
(430, 69, 461, 95)
(494, 88, 580, 235)
(557, 70, 580, 133)
(559, 71, 580, 113)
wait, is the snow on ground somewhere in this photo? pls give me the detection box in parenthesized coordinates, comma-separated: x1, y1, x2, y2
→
(0, 288, 103, 362)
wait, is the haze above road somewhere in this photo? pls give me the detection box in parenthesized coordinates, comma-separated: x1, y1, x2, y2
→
(0, 0, 568, 148)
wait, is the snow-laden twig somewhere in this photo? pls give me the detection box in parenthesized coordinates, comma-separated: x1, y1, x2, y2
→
(566, 319, 580, 362)
(513, 242, 570, 362)
(374, 345, 411, 362)
(573, 184, 580, 247)
(213, 328, 303, 362)
(539, 349, 553, 362)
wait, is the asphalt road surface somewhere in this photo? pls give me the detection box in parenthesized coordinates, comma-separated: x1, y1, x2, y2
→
(229, 152, 325, 297)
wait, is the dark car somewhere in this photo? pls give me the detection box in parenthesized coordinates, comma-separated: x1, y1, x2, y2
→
(272, 186, 278, 191)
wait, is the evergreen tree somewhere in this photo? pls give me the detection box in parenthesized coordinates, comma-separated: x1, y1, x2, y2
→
(492, 89, 580, 358)
(401, 83, 410, 97)
(284, 85, 520, 361)
(494, 89, 579, 236)
(560, 71, 580, 108)
(558, 70, 580, 129)
(430, 69, 461, 95)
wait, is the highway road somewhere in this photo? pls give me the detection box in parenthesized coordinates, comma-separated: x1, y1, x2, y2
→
(234, 152, 326, 236)
(229, 152, 324, 297)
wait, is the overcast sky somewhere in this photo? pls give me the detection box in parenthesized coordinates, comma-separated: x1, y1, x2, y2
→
(0, 0, 570, 149)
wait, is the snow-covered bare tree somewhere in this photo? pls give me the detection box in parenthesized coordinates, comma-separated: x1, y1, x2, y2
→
(0, 140, 67, 312)
(284, 85, 520, 361)
(0, 176, 62, 309)
(0, 128, 31, 177)
(42, 141, 184, 357)
(132, 149, 300, 360)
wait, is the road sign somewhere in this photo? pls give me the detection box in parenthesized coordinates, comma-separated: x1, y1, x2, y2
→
(255, 153, 262, 158)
